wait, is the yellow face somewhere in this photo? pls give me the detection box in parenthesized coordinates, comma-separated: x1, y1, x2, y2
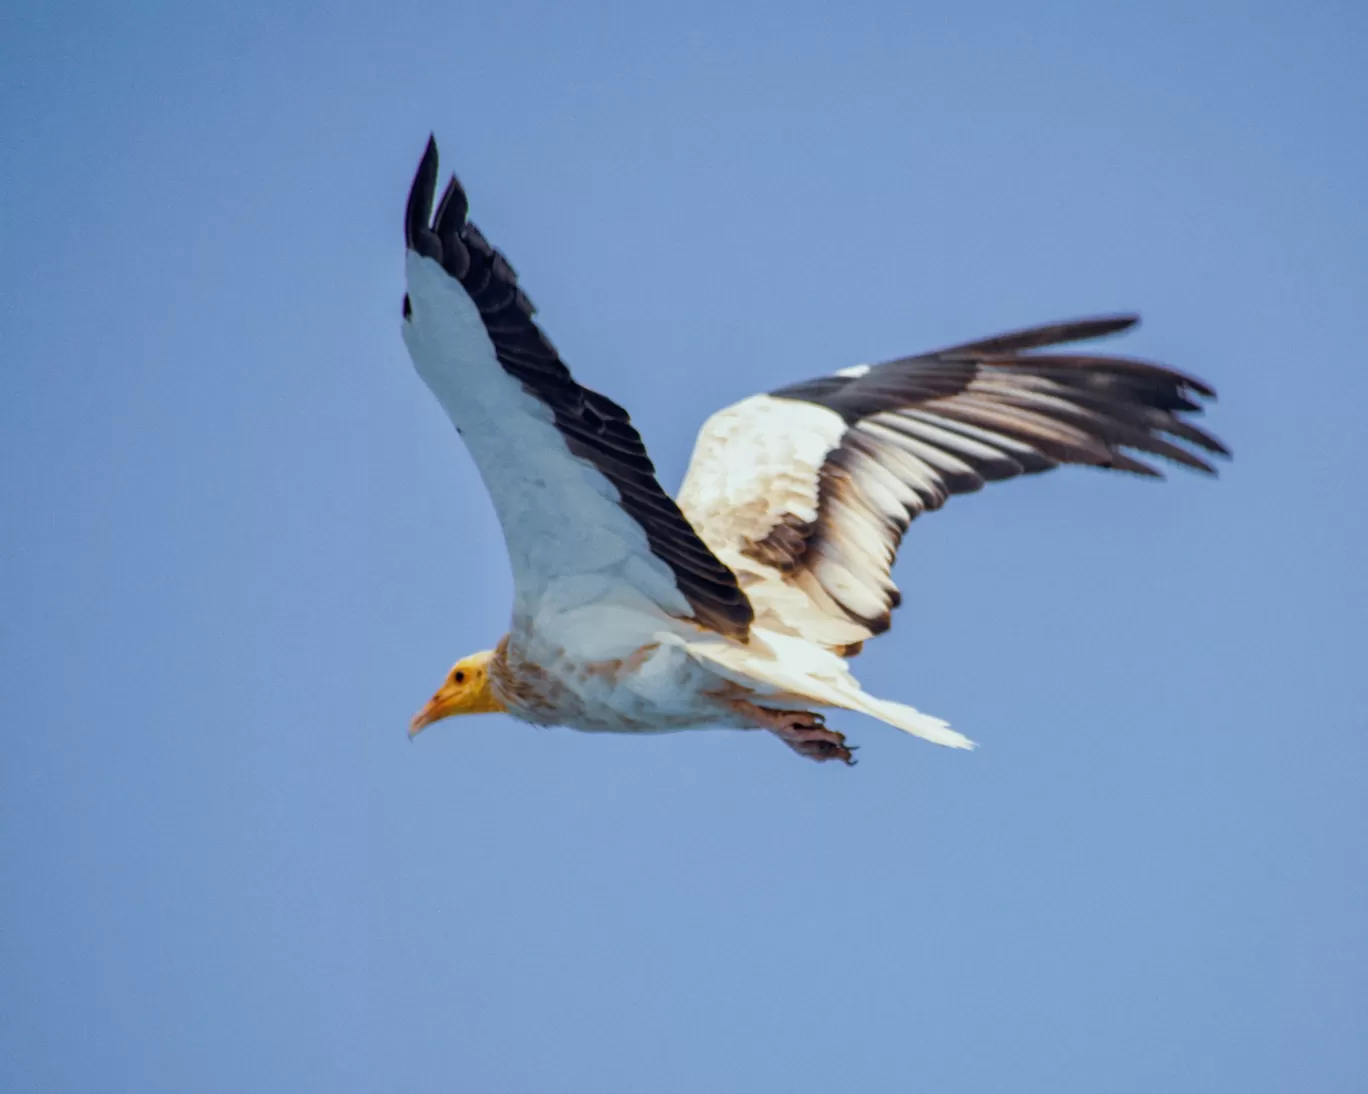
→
(409, 650, 505, 736)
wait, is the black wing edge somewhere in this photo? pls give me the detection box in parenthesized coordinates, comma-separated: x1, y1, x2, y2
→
(772, 315, 1229, 476)
(403, 137, 754, 641)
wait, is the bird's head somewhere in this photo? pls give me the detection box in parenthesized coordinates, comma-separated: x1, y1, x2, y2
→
(409, 650, 506, 737)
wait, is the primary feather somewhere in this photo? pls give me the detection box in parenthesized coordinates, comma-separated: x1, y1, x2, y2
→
(398, 136, 1226, 764)
(678, 316, 1225, 653)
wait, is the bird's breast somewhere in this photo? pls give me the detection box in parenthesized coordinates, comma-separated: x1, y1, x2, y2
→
(490, 631, 742, 733)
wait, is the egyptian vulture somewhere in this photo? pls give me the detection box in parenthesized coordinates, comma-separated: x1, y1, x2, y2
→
(400, 137, 1225, 764)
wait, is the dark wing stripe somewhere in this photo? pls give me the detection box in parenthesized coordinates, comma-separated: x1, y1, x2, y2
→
(866, 416, 1028, 479)
(761, 316, 1226, 644)
(939, 383, 1218, 472)
(405, 137, 752, 640)
(891, 411, 1056, 473)
(927, 315, 1140, 357)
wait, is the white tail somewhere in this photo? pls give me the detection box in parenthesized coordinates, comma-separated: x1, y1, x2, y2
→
(684, 633, 975, 750)
(839, 692, 975, 750)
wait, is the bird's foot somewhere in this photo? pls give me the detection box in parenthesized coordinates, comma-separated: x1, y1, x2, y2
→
(730, 701, 857, 765)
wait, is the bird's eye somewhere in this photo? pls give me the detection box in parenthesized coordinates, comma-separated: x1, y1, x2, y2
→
(453, 671, 466, 684)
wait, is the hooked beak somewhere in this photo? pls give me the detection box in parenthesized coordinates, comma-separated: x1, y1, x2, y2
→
(409, 688, 461, 738)
(408, 673, 503, 738)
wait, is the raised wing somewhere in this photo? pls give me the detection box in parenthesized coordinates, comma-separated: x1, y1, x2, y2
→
(401, 137, 752, 647)
(677, 317, 1226, 654)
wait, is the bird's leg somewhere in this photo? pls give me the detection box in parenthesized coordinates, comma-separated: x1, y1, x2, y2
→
(728, 699, 857, 765)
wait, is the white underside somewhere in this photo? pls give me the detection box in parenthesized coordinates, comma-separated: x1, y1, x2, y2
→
(403, 254, 691, 660)
(402, 253, 971, 749)
(498, 614, 971, 749)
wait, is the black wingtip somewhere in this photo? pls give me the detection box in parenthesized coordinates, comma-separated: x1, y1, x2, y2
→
(434, 174, 469, 238)
(955, 314, 1142, 357)
(1091, 314, 1141, 338)
(405, 136, 442, 260)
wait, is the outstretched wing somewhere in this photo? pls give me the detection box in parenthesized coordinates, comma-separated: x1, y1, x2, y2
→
(401, 137, 752, 648)
(677, 317, 1226, 653)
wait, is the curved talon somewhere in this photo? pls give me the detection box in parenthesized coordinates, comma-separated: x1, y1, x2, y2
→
(727, 700, 857, 765)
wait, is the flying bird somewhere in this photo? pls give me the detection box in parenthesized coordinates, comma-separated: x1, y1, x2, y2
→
(400, 136, 1226, 764)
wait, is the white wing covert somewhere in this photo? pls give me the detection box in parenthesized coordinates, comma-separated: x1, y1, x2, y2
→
(677, 317, 1227, 654)
(401, 138, 753, 649)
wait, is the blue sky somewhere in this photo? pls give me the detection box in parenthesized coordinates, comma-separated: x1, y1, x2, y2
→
(3, 2, 1365, 1091)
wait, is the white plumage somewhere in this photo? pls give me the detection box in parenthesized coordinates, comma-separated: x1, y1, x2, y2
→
(399, 137, 1226, 764)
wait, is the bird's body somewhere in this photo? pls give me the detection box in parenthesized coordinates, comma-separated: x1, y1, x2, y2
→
(399, 137, 1226, 763)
